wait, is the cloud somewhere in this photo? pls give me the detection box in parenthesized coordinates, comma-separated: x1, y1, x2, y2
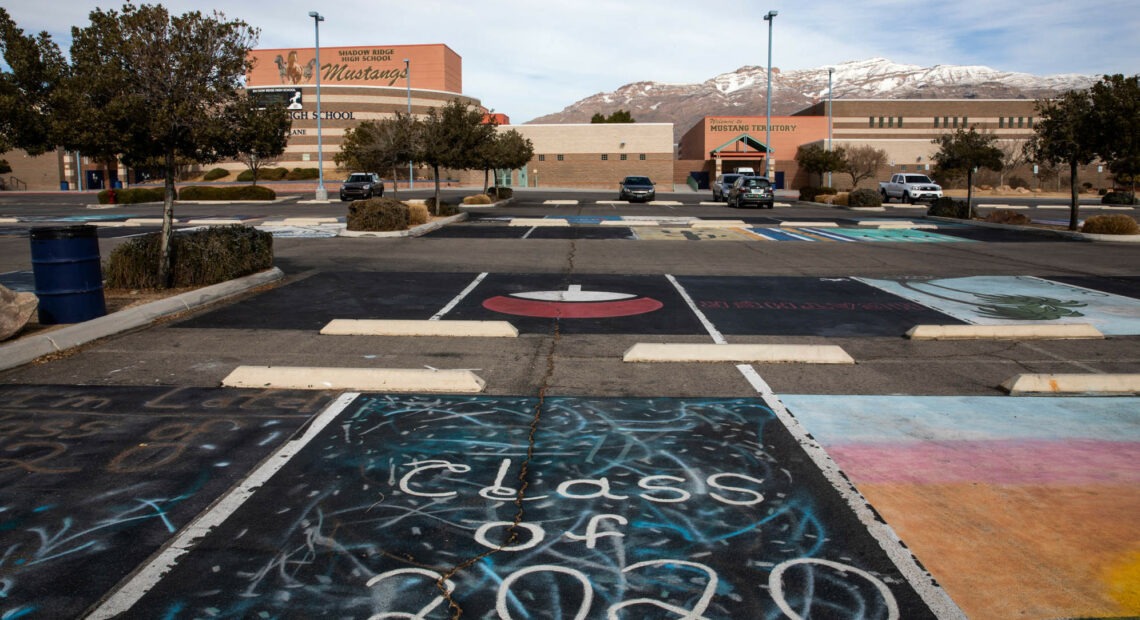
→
(5, 0, 1138, 123)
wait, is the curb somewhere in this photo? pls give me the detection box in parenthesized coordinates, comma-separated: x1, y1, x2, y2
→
(924, 215, 1140, 242)
(0, 267, 284, 373)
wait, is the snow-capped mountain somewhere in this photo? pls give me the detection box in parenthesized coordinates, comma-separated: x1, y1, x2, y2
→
(527, 58, 1098, 141)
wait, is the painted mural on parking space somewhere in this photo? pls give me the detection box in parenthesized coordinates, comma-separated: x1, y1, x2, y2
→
(781, 394, 1140, 619)
(124, 395, 939, 618)
(0, 385, 331, 619)
(856, 275, 1140, 335)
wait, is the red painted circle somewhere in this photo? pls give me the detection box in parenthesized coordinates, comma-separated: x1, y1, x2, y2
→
(482, 295, 663, 318)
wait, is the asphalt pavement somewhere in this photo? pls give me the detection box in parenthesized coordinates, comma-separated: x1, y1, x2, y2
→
(0, 188, 1138, 619)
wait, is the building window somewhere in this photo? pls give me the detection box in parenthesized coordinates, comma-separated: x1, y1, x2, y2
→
(898, 117, 904, 128)
(878, 116, 885, 128)
(601, 154, 608, 161)
(639, 154, 646, 160)
(1028, 117, 1034, 128)
(888, 117, 894, 128)
(944, 116, 950, 128)
(538, 154, 545, 161)
(952, 117, 959, 128)
(999, 117, 1005, 128)
(934, 117, 940, 128)
(557, 154, 564, 161)
(869, 116, 875, 127)
(620, 154, 627, 161)
(1017, 117, 1024, 128)
(900, 165, 908, 171)
(962, 116, 968, 127)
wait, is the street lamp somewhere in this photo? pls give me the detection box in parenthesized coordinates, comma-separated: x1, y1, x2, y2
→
(406, 58, 413, 190)
(827, 66, 833, 187)
(309, 11, 326, 201)
(763, 10, 777, 181)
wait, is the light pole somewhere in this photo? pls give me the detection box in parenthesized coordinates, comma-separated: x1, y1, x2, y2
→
(763, 10, 777, 182)
(827, 66, 833, 187)
(309, 11, 326, 200)
(405, 58, 414, 190)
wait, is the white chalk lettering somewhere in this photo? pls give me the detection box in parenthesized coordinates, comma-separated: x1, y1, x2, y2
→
(564, 514, 628, 549)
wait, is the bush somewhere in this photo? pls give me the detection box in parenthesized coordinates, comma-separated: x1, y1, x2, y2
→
(203, 168, 230, 181)
(346, 197, 409, 231)
(848, 188, 883, 208)
(463, 194, 493, 205)
(798, 186, 837, 202)
(1102, 191, 1137, 205)
(98, 187, 170, 204)
(1008, 175, 1029, 190)
(1081, 214, 1140, 235)
(104, 225, 273, 289)
(985, 210, 1032, 225)
(179, 185, 276, 201)
(286, 167, 320, 180)
(236, 167, 289, 182)
(488, 187, 513, 199)
(425, 197, 459, 216)
(408, 203, 430, 226)
(927, 197, 970, 219)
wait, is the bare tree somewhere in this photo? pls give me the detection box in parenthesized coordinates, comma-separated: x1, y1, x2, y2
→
(996, 139, 1028, 186)
(842, 145, 888, 188)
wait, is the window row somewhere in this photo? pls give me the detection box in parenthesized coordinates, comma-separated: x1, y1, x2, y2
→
(537, 154, 647, 161)
(863, 116, 1036, 129)
(998, 116, 1034, 128)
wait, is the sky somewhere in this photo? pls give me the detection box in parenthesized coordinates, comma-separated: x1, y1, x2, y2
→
(5, 0, 1139, 123)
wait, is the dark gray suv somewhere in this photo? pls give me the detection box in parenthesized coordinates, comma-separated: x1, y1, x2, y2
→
(727, 175, 775, 209)
(339, 172, 384, 201)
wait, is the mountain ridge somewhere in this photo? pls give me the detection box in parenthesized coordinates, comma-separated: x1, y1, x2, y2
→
(525, 58, 1099, 141)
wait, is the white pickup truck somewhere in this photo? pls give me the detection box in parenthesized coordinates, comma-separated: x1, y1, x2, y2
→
(879, 173, 943, 204)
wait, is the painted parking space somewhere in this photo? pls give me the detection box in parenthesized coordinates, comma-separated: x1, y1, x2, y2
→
(176, 271, 485, 331)
(178, 271, 1140, 337)
(780, 394, 1140, 620)
(674, 276, 963, 337)
(112, 394, 943, 618)
(857, 275, 1140, 336)
(0, 384, 335, 619)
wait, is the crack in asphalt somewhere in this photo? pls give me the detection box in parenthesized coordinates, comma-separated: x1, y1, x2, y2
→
(436, 232, 578, 618)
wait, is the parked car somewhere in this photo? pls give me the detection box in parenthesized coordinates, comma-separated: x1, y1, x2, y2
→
(727, 175, 775, 209)
(618, 176, 656, 203)
(339, 172, 384, 201)
(711, 173, 744, 202)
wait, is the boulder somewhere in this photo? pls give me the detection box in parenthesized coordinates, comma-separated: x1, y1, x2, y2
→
(0, 285, 37, 341)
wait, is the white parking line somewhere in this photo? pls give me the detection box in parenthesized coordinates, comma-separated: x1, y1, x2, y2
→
(88, 392, 360, 619)
(433, 272, 489, 320)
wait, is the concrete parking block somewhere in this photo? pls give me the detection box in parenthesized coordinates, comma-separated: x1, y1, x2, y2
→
(691, 219, 748, 228)
(508, 218, 569, 226)
(320, 319, 518, 337)
(906, 323, 1104, 340)
(780, 221, 839, 228)
(856, 220, 919, 228)
(281, 217, 341, 225)
(221, 366, 487, 393)
(124, 218, 164, 225)
(1000, 373, 1140, 395)
(543, 200, 579, 205)
(623, 342, 855, 364)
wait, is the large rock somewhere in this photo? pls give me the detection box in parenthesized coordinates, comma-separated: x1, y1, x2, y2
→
(0, 285, 37, 341)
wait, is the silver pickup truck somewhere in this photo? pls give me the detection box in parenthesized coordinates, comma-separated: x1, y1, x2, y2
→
(879, 173, 943, 204)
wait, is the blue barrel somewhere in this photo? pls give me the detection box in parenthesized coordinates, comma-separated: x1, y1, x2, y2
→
(30, 225, 107, 324)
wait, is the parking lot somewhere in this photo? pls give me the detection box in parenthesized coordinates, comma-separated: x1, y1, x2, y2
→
(0, 189, 1138, 618)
